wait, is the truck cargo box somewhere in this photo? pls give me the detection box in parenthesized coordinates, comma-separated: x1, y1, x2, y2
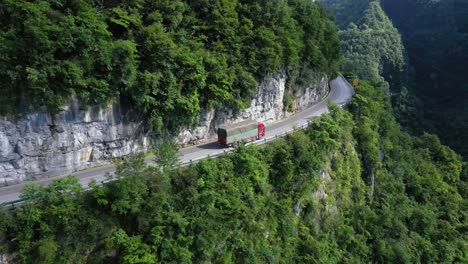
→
(217, 120, 260, 146)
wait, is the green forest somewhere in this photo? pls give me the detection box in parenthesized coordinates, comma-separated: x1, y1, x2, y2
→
(0, 0, 340, 134)
(382, 0, 468, 158)
(1, 81, 466, 263)
(322, 0, 468, 158)
(338, 1, 405, 83)
(1, 0, 467, 263)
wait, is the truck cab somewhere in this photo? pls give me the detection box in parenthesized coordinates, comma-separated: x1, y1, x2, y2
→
(258, 122, 265, 138)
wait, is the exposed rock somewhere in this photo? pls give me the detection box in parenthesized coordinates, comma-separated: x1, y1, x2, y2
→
(0, 99, 152, 186)
(0, 253, 10, 264)
(0, 72, 328, 186)
(176, 72, 329, 145)
(294, 167, 335, 217)
(0, 238, 12, 264)
(313, 168, 333, 201)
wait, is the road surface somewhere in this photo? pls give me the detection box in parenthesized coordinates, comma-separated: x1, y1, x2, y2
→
(0, 76, 354, 205)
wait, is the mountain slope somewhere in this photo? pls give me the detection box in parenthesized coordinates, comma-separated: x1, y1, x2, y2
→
(338, 1, 405, 85)
(322, 0, 468, 157)
(1, 80, 466, 263)
(0, 0, 340, 135)
(381, 0, 468, 157)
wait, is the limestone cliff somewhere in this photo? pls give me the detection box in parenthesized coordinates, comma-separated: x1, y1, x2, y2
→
(176, 72, 328, 145)
(0, 73, 328, 186)
(0, 100, 152, 186)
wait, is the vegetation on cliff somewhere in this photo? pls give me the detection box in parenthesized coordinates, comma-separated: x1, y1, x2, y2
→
(0, 0, 340, 134)
(322, 0, 468, 158)
(320, 0, 368, 29)
(0, 1, 466, 263)
(381, 0, 468, 158)
(334, 1, 405, 87)
(1, 80, 466, 263)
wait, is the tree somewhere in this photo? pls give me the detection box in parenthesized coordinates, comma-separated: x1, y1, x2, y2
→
(153, 139, 180, 172)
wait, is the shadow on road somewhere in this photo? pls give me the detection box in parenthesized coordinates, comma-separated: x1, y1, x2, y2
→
(197, 142, 221, 150)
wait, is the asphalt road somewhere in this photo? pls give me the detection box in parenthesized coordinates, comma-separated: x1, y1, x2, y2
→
(0, 75, 354, 205)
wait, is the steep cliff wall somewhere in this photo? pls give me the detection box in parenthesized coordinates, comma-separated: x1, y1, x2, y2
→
(0, 100, 152, 186)
(176, 72, 329, 145)
(0, 73, 328, 186)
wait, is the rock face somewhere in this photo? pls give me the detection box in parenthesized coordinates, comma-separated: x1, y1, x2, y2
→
(0, 239, 11, 264)
(0, 99, 152, 186)
(0, 253, 9, 264)
(176, 72, 329, 145)
(0, 73, 328, 186)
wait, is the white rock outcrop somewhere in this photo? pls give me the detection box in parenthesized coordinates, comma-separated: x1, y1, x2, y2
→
(0, 99, 152, 186)
(176, 72, 329, 145)
(0, 72, 328, 186)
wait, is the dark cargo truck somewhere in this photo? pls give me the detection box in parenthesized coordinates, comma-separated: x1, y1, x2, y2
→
(217, 120, 265, 147)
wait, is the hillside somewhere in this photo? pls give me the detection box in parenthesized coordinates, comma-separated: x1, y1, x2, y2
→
(321, 0, 468, 158)
(0, 1, 466, 263)
(381, 0, 468, 157)
(1, 80, 466, 263)
(338, 1, 405, 84)
(0, 0, 340, 135)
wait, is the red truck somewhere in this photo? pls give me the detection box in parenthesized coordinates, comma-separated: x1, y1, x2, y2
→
(217, 120, 265, 147)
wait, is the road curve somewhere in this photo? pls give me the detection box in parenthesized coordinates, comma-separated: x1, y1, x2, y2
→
(0, 76, 354, 205)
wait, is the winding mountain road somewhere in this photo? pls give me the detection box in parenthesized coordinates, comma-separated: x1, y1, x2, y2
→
(0, 76, 354, 205)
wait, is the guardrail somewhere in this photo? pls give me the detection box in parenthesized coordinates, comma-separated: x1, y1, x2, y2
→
(178, 118, 318, 167)
(2, 76, 355, 210)
(1, 198, 26, 209)
(1, 121, 319, 210)
(177, 75, 356, 169)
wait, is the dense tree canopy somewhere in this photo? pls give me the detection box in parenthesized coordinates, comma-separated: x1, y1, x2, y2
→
(380, 0, 468, 157)
(322, 0, 468, 158)
(337, 1, 405, 83)
(320, 0, 369, 29)
(1, 1, 466, 263)
(0, 0, 341, 134)
(1, 80, 466, 263)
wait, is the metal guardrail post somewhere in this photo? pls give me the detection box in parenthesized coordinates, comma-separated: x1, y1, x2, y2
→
(2, 198, 27, 210)
(1, 76, 355, 209)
